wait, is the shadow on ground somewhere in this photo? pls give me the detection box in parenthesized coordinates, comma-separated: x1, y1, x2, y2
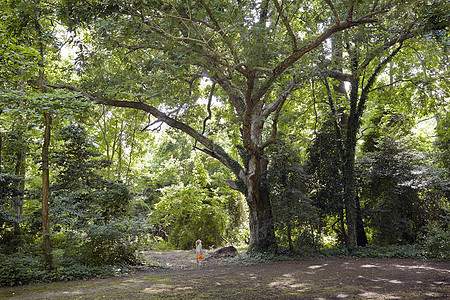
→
(1, 251, 449, 299)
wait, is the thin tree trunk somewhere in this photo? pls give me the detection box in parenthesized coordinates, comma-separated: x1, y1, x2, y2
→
(41, 112, 52, 266)
(36, 17, 52, 267)
(287, 222, 293, 251)
(117, 120, 124, 178)
(355, 194, 367, 246)
(331, 34, 347, 95)
(339, 208, 347, 245)
(13, 152, 25, 235)
(343, 77, 360, 248)
(125, 113, 138, 184)
(0, 110, 2, 174)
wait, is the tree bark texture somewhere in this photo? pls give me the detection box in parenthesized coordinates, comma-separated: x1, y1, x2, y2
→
(247, 183, 276, 252)
(36, 16, 52, 267)
(343, 79, 368, 248)
(41, 112, 52, 267)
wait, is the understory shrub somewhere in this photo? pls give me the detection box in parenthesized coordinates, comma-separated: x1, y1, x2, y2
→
(420, 224, 450, 260)
(76, 219, 148, 266)
(0, 252, 47, 286)
(0, 249, 135, 286)
(0, 251, 130, 287)
(150, 183, 227, 249)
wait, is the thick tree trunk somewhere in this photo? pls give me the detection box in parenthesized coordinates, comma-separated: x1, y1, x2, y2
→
(245, 154, 276, 253)
(342, 149, 367, 248)
(343, 147, 358, 247)
(247, 181, 276, 253)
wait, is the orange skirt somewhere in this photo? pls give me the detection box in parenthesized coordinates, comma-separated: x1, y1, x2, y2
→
(196, 253, 203, 260)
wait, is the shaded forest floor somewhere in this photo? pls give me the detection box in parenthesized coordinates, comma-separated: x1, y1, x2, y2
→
(1, 250, 449, 299)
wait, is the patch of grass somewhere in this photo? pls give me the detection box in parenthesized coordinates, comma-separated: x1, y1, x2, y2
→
(142, 275, 169, 282)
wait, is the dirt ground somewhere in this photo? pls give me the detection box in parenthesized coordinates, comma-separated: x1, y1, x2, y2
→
(1, 250, 449, 299)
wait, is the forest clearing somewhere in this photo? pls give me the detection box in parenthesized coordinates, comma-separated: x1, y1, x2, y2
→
(1, 250, 449, 299)
(1, 0, 449, 293)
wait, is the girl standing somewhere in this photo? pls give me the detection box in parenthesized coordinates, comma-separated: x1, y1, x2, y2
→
(195, 239, 203, 265)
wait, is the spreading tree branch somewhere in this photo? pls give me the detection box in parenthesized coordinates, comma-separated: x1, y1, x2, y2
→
(198, 0, 239, 64)
(273, 0, 298, 51)
(357, 42, 404, 118)
(324, 0, 341, 24)
(252, 15, 381, 105)
(47, 83, 246, 180)
(358, 32, 415, 71)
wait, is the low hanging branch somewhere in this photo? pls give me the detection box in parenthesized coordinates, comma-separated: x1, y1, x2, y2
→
(47, 83, 245, 180)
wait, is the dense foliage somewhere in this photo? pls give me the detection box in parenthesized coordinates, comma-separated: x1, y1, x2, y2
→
(0, 0, 448, 286)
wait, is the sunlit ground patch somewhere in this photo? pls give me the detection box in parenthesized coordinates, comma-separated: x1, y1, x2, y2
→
(308, 263, 328, 269)
(268, 273, 309, 292)
(141, 283, 193, 295)
(358, 291, 402, 299)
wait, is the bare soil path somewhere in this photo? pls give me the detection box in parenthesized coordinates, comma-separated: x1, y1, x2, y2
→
(1, 250, 449, 299)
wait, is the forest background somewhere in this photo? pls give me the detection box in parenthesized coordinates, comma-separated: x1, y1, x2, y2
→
(0, 0, 449, 287)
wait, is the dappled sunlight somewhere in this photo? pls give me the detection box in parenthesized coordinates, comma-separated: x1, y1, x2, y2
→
(361, 264, 380, 268)
(426, 292, 446, 297)
(1, 258, 449, 299)
(357, 275, 403, 284)
(141, 283, 193, 295)
(341, 261, 357, 270)
(392, 264, 450, 273)
(358, 291, 402, 299)
(268, 273, 309, 292)
(122, 279, 146, 284)
(308, 263, 329, 269)
(61, 290, 84, 296)
(388, 279, 403, 284)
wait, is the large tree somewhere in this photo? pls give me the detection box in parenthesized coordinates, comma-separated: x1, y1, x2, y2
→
(56, 0, 400, 252)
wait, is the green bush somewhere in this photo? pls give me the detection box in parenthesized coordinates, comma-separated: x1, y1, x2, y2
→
(78, 219, 147, 266)
(421, 225, 450, 260)
(150, 183, 227, 249)
(0, 252, 47, 286)
(0, 250, 129, 287)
